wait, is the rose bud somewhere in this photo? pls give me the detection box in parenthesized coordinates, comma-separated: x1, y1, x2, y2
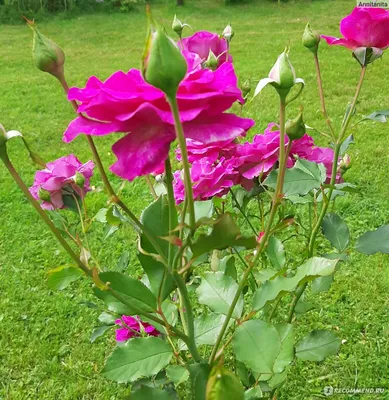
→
(241, 78, 251, 99)
(222, 23, 234, 43)
(286, 110, 306, 141)
(205, 49, 218, 70)
(302, 22, 321, 53)
(142, 11, 187, 99)
(74, 171, 86, 188)
(172, 14, 183, 36)
(38, 187, 52, 203)
(26, 19, 65, 81)
(339, 154, 351, 174)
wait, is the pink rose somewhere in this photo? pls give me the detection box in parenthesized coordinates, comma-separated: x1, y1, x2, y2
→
(64, 53, 253, 181)
(322, 7, 389, 50)
(115, 315, 159, 342)
(173, 157, 237, 204)
(29, 154, 94, 210)
(179, 31, 232, 65)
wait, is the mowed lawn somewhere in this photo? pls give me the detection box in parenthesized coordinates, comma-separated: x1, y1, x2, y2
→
(1, 0, 389, 398)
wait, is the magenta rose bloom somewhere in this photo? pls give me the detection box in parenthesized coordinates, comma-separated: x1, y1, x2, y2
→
(115, 315, 159, 342)
(64, 52, 253, 181)
(29, 154, 94, 210)
(322, 7, 389, 50)
(173, 157, 237, 204)
(179, 31, 232, 65)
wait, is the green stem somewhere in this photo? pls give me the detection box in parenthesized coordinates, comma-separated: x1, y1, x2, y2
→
(167, 95, 196, 232)
(230, 189, 257, 236)
(164, 157, 177, 269)
(287, 66, 367, 324)
(209, 97, 287, 364)
(313, 52, 336, 141)
(0, 150, 91, 276)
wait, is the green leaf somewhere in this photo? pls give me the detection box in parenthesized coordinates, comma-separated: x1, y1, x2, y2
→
(106, 206, 121, 226)
(322, 213, 349, 252)
(47, 266, 83, 291)
(295, 301, 316, 315)
(273, 323, 294, 374)
(253, 257, 338, 310)
(355, 225, 389, 255)
(340, 134, 354, 155)
(94, 271, 157, 315)
(143, 301, 177, 333)
(186, 200, 214, 224)
(90, 325, 112, 343)
(116, 250, 130, 272)
(130, 385, 172, 400)
(102, 337, 173, 383)
(244, 386, 263, 399)
(232, 320, 282, 374)
(264, 158, 325, 196)
(195, 313, 228, 345)
(363, 109, 389, 123)
(191, 213, 256, 257)
(196, 272, 244, 319)
(94, 208, 108, 223)
(206, 365, 244, 400)
(295, 330, 341, 362)
(98, 312, 116, 325)
(166, 365, 189, 387)
(311, 275, 334, 294)
(139, 197, 176, 300)
(189, 362, 211, 400)
(265, 236, 285, 270)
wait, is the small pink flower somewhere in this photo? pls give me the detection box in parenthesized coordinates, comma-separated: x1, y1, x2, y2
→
(179, 31, 232, 65)
(322, 7, 389, 50)
(29, 154, 94, 210)
(257, 232, 265, 243)
(115, 315, 159, 342)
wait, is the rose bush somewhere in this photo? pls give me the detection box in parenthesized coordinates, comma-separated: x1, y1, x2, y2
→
(1, 7, 389, 399)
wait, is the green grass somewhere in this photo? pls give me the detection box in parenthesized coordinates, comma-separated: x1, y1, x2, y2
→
(1, 0, 389, 398)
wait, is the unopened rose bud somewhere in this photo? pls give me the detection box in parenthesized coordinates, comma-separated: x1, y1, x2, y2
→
(172, 14, 183, 36)
(269, 49, 296, 90)
(205, 50, 218, 70)
(26, 19, 65, 81)
(241, 79, 251, 99)
(38, 187, 51, 202)
(302, 23, 320, 53)
(74, 171, 86, 188)
(339, 154, 351, 174)
(286, 110, 305, 140)
(222, 23, 234, 43)
(143, 11, 187, 99)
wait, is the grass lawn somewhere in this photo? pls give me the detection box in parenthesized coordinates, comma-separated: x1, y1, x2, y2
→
(1, 0, 389, 398)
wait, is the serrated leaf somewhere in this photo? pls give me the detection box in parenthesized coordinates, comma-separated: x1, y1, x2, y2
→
(273, 324, 294, 374)
(93, 271, 157, 315)
(265, 236, 285, 270)
(166, 365, 189, 387)
(189, 362, 211, 400)
(295, 301, 316, 315)
(191, 213, 256, 257)
(322, 213, 349, 252)
(47, 266, 83, 291)
(252, 257, 338, 310)
(90, 325, 112, 343)
(355, 225, 389, 255)
(264, 159, 325, 196)
(139, 196, 176, 300)
(102, 337, 173, 383)
(98, 312, 117, 325)
(232, 320, 281, 374)
(206, 365, 244, 400)
(196, 272, 243, 319)
(311, 275, 334, 294)
(244, 386, 263, 399)
(130, 385, 172, 400)
(295, 330, 341, 361)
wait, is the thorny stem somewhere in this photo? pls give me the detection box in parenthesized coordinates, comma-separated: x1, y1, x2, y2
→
(209, 98, 288, 364)
(287, 65, 367, 324)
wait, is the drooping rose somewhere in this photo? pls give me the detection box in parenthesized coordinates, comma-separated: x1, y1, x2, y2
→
(115, 315, 159, 342)
(29, 154, 94, 210)
(179, 31, 232, 65)
(64, 53, 253, 181)
(322, 7, 389, 50)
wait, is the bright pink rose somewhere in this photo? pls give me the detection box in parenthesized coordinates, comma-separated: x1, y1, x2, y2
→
(176, 138, 237, 164)
(64, 53, 253, 181)
(115, 315, 159, 342)
(179, 31, 232, 65)
(322, 7, 389, 50)
(173, 157, 237, 204)
(29, 155, 94, 210)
